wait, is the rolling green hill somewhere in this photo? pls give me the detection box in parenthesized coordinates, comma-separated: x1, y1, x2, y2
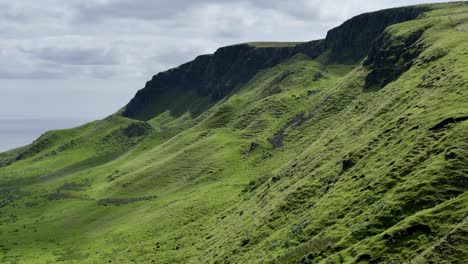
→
(1, 2, 468, 263)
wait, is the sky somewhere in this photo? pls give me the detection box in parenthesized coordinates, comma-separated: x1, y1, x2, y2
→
(0, 0, 446, 151)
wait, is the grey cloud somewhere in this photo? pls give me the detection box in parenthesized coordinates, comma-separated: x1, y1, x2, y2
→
(0, 69, 65, 79)
(72, 0, 322, 23)
(73, 0, 200, 21)
(0, 0, 447, 81)
(23, 47, 120, 65)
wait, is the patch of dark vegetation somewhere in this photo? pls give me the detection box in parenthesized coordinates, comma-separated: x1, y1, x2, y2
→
(415, 223, 468, 262)
(364, 26, 428, 89)
(39, 153, 124, 182)
(267, 129, 284, 148)
(356, 254, 372, 262)
(291, 221, 309, 237)
(123, 122, 153, 137)
(247, 142, 259, 152)
(286, 111, 312, 128)
(429, 116, 468, 131)
(444, 150, 458, 160)
(267, 111, 314, 148)
(242, 174, 270, 193)
(263, 85, 283, 97)
(0, 189, 25, 208)
(360, 185, 372, 191)
(240, 239, 250, 247)
(0, 146, 28, 167)
(240, 142, 259, 155)
(14, 137, 52, 161)
(279, 238, 339, 264)
(313, 72, 324, 81)
(206, 104, 235, 128)
(97, 195, 157, 206)
(106, 170, 122, 182)
(418, 68, 443, 89)
(57, 182, 88, 192)
(261, 151, 272, 160)
(279, 184, 318, 212)
(420, 47, 449, 64)
(307, 90, 318, 96)
(271, 175, 281, 183)
(274, 70, 292, 83)
(55, 139, 81, 153)
(0, 244, 10, 254)
(25, 201, 38, 207)
(383, 223, 432, 243)
(56, 248, 90, 262)
(46, 192, 76, 200)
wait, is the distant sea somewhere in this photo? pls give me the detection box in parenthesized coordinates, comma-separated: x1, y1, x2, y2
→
(0, 117, 89, 152)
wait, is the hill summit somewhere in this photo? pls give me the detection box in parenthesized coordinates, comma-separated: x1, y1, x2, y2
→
(1, 2, 467, 263)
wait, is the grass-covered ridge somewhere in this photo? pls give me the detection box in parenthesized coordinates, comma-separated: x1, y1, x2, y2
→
(1, 2, 467, 263)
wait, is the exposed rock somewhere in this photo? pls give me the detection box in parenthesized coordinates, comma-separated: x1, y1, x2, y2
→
(268, 130, 284, 148)
(325, 6, 427, 63)
(339, 159, 356, 175)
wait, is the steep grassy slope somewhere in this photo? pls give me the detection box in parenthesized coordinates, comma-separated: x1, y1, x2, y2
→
(1, 2, 468, 263)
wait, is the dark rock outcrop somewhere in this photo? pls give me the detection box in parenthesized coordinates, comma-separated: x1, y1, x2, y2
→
(122, 41, 325, 121)
(364, 26, 428, 88)
(268, 130, 285, 149)
(339, 159, 356, 175)
(325, 6, 427, 63)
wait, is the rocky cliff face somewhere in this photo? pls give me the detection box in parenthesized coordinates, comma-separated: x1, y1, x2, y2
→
(324, 6, 426, 62)
(122, 41, 323, 120)
(363, 24, 429, 88)
(122, 6, 426, 121)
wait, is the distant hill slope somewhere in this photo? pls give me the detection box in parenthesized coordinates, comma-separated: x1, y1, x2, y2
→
(1, 2, 467, 263)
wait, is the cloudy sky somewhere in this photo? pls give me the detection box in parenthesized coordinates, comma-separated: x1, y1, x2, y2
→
(0, 0, 445, 150)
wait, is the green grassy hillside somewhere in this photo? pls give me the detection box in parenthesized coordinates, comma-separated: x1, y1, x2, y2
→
(1, 2, 468, 263)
